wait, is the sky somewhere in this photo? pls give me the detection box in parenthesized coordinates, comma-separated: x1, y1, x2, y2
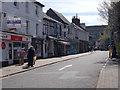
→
(37, 0, 109, 26)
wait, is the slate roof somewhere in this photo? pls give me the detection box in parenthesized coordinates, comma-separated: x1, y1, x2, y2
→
(71, 23, 86, 32)
(43, 13, 62, 24)
(47, 8, 71, 25)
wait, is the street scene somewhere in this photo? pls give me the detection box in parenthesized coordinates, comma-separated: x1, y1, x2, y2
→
(0, 0, 120, 89)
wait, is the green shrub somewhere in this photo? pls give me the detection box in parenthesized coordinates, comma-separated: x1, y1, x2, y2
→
(115, 42, 120, 55)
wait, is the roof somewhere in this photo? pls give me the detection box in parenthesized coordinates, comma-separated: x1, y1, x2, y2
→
(34, 1, 44, 7)
(43, 13, 62, 24)
(47, 8, 70, 25)
(71, 23, 86, 32)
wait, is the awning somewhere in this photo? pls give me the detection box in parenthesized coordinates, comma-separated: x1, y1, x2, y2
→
(46, 36, 57, 40)
(56, 41, 70, 45)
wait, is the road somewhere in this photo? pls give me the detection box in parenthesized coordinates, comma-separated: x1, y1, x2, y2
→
(2, 51, 108, 88)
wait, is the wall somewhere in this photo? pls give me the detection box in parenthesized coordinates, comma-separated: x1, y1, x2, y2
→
(2, 2, 43, 37)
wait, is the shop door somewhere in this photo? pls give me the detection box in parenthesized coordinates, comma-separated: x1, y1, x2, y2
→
(9, 43, 13, 60)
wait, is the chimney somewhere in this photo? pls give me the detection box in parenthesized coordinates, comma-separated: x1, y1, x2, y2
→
(72, 14, 80, 27)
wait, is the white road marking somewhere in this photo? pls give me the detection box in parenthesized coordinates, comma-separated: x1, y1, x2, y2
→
(103, 59, 109, 68)
(59, 64, 72, 71)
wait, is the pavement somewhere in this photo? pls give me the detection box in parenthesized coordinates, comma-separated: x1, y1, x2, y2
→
(97, 58, 119, 89)
(0, 51, 119, 89)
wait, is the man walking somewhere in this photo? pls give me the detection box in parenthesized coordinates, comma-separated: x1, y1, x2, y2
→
(27, 46, 35, 67)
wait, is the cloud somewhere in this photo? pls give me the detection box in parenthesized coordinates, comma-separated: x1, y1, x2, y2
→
(64, 14, 106, 26)
(38, 0, 108, 25)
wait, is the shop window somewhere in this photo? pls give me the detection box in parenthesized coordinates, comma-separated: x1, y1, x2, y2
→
(22, 43, 28, 58)
(13, 42, 28, 59)
(22, 43, 28, 51)
(13, 42, 21, 59)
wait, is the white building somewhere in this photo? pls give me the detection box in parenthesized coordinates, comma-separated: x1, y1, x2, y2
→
(0, 0, 44, 66)
(67, 15, 89, 54)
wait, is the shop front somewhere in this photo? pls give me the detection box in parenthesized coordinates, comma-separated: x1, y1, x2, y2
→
(68, 39, 79, 54)
(46, 36, 57, 58)
(0, 32, 32, 66)
(54, 40, 70, 56)
(32, 38, 43, 58)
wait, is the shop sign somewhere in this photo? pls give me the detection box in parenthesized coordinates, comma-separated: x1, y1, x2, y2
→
(0, 42, 6, 49)
(11, 35, 22, 41)
(22, 36, 31, 42)
(0, 33, 31, 43)
(7, 20, 21, 24)
(9, 28, 17, 30)
(0, 33, 11, 40)
(7, 16, 21, 25)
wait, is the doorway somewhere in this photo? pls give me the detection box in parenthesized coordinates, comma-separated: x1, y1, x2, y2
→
(9, 43, 12, 60)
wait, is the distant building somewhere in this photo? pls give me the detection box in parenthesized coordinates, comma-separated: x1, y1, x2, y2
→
(86, 25, 107, 50)
(70, 15, 89, 53)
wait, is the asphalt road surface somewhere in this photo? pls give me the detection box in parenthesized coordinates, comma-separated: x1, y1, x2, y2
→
(2, 51, 108, 88)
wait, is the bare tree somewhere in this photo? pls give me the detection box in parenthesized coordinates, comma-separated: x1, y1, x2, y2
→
(98, 1, 120, 57)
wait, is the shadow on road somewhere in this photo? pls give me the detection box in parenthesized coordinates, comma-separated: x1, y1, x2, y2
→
(106, 58, 119, 66)
(95, 58, 119, 66)
(94, 61, 107, 65)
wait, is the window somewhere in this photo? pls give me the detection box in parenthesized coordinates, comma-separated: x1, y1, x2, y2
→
(3, 13, 6, 17)
(14, 2, 17, 6)
(64, 32, 66, 37)
(43, 24, 45, 35)
(60, 25, 62, 36)
(64, 25, 66, 28)
(68, 26, 71, 34)
(35, 5, 38, 16)
(14, 1, 18, 6)
(26, 20, 29, 34)
(36, 24, 38, 36)
(0, 12, 2, 29)
(25, 2, 29, 12)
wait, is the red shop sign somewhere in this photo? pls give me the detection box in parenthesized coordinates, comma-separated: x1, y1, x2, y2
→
(1, 42, 6, 49)
(11, 35, 22, 41)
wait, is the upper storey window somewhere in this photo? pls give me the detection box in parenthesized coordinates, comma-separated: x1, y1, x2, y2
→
(13, 1, 19, 8)
(35, 5, 38, 16)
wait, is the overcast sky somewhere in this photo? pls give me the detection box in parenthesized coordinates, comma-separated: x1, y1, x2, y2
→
(38, 0, 109, 26)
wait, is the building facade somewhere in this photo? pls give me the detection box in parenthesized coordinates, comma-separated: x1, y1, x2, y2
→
(0, 1, 44, 66)
(68, 15, 89, 54)
(43, 13, 62, 58)
(46, 8, 71, 57)
(45, 9, 89, 56)
(86, 25, 107, 50)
